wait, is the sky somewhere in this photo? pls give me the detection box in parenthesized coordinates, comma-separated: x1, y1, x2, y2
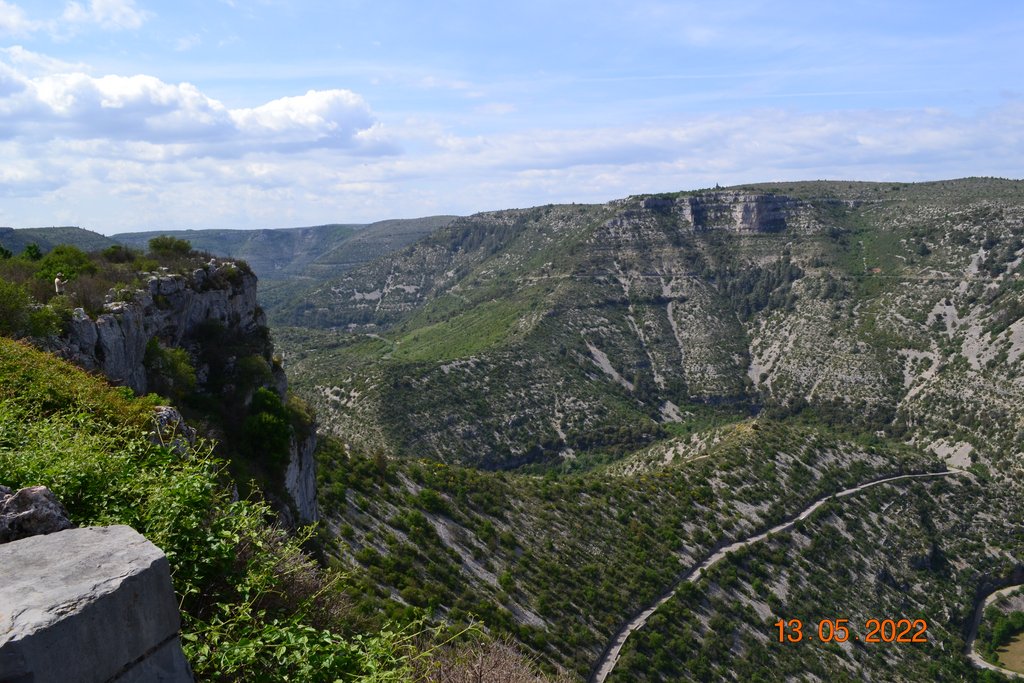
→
(0, 1, 1022, 233)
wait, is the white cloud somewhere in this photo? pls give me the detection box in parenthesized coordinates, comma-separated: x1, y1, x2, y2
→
(231, 90, 374, 142)
(0, 0, 39, 36)
(0, 48, 1020, 232)
(0, 0, 148, 38)
(61, 0, 149, 30)
(0, 46, 88, 75)
(0, 54, 384, 157)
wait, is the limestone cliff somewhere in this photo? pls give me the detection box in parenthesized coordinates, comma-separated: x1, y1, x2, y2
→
(50, 261, 318, 524)
(57, 263, 263, 395)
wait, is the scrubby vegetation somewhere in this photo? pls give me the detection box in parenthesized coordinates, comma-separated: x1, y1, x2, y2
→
(0, 338, 399, 680)
(0, 237, 226, 334)
(264, 179, 1024, 680)
(313, 419, 945, 678)
(0, 338, 562, 681)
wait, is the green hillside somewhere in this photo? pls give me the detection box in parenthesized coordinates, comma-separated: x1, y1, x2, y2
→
(277, 178, 1024, 472)
(264, 177, 1024, 680)
(0, 226, 117, 255)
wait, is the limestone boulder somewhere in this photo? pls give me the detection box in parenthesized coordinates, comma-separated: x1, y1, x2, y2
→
(0, 485, 73, 544)
(0, 525, 193, 682)
(151, 406, 198, 455)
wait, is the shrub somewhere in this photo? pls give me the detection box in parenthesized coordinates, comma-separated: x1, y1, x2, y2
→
(101, 244, 136, 263)
(236, 354, 273, 390)
(68, 273, 112, 316)
(149, 235, 193, 257)
(20, 243, 42, 261)
(243, 387, 293, 474)
(35, 244, 98, 282)
(27, 306, 61, 337)
(145, 338, 197, 402)
(0, 278, 30, 336)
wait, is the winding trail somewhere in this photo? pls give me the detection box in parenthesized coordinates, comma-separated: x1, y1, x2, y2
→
(965, 584, 1024, 679)
(590, 468, 968, 683)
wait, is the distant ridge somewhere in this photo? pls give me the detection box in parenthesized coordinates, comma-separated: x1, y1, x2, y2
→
(115, 216, 458, 283)
(0, 226, 117, 255)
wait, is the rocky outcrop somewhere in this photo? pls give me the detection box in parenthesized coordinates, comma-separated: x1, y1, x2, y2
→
(151, 406, 198, 455)
(677, 192, 795, 232)
(56, 263, 263, 395)
(0, 525, 193, 682)
(0, 485, 73, 543)
(51, 261, 318, 525)
(285, 430, 319, 523)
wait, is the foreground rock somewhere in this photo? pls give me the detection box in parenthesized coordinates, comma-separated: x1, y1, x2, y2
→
(0, 525, 193, 682)
(151, 405, 198, 455)
(0, 485, 73, 544)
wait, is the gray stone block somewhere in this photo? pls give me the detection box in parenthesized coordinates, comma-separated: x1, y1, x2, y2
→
(0, 525, 193, 683)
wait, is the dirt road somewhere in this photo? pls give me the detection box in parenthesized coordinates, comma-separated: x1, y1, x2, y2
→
(590, 469, 968, 682)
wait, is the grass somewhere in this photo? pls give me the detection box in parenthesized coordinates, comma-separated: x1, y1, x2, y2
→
(997, 633, 1024, 673)
(390, 297, 533, 362)
(0, 337, 420, 681)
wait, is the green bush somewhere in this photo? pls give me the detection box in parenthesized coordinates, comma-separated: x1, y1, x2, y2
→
(0, 278, 29, 336)
(243, 387, 293, 474)
(35, 244, 98, 282)
(101, 244, 136, 263)
(145, 338, 197, 402)
(20, 243, 42, 261)
(149, 235, 193, 257)
(236, 354, 273, 390)
(27, 306, 61, 337)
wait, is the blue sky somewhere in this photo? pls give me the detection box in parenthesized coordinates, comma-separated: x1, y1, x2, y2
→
(0, 0, 1021, 232)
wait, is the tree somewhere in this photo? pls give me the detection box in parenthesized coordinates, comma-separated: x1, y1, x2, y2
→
(101, 244, 136, 263)
(21, 243, 42, 261)
(148, 235, 192, 257)
(0, 278, 29, 336)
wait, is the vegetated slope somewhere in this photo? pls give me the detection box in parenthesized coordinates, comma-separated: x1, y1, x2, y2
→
(0, 338, 412, 681)
(268, 177, 1024, 680)
(0, 226, 117, 254)
(315, 420, 943, 679)
(610, 469, 1024, 682)
(278, 178, 1024, 474)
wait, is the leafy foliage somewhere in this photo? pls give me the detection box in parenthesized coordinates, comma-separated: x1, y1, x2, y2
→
(0, 338, 418, 681)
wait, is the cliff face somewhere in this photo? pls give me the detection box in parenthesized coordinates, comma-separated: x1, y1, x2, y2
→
(631, 192, 809, 233)
(284, 430, 319, 524)
(52, 262, 318, 524)
(58, 264, 263, 395)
